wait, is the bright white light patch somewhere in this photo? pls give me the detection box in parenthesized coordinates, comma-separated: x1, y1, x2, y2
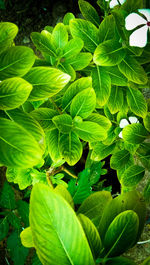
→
(119, 119, 129, 128)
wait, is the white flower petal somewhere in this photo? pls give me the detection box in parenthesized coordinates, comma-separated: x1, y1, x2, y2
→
(129, 25, 148, 47)
(119, 131, 123, 138)
(125, 13, 146, 30)
(129, 116, 138, 123)
(119, 119, 129, 128)
(119, 0, 126, 4)
(139, 9, 150, 22)
(109, 0, 118, 8)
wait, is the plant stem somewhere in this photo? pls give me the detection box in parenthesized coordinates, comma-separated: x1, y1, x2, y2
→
(50, 98, 62, 114)
(61, 166, 77, 179)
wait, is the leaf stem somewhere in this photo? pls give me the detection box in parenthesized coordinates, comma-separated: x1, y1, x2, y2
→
(61, 166, 77, 179)
(50, 98, 62, 114)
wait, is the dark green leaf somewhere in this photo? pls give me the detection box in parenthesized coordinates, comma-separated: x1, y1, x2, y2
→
(110, 150, 131, 170)
(121, 165, 145, 187)
(0, 181, 16, 209)
(122, 123, 149, 144)
(0, 216, 9, 241)
(17, 200, 29, 227)
(79, 0, 100, 27)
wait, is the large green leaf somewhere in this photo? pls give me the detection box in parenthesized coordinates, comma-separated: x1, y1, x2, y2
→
(0, 46, 35, 80)
(74, 121, 107, 142)
(98, 15, 116, 43)
(122, 123, 149, 144)
(93, 39, 126, 66)
(107, 86, 123, 114)
(59, 132, 82, 166)
(118, 56, 148, 84)
(103, 65, 128, 86)
(0, 77, 32, 110)
(78, 214, 102, 259)
(47, 129, 62, 162)
(77, 191, 112, 227)
(127, 87, 147, 118)
(121, 0, 143, 13)
(0, 22, 18, 54)
(110, 150, 131, 170)
(91, 66, 111, 107)
(62, 37, 83, 63)
(52, 114, 73, 134)
(62, 77, 92, 111)
(29, 183, 95, 265)
(31, 32, 56, 57)
(121, 165, 145, 187)
(30, 108, 58, 131)
(54, 184, 74, 209)
(63, 12, 75, 25)
(51, 23, 68, 48)
(104, 210, 139, 257)
(7, 108, 45, 152)
(70, 87, 96, 118)
(24, 66, 71, 101)
(85, 113, 111, 131)
(78, 0, 100, 27)
(70, 19, 99, 52)
(70, 52, 92, 71)
(91, 142, 116, 161)
(0, 118, 43, 168)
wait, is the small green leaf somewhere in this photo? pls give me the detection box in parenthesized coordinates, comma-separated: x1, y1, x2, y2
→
(78, 0, 100, 27)
(91, 142, 116, 161)
(70, 52, 92, 71)
(24, 66, 71, 101)
(47, 129, 62, 162)
(86, 113, 111, 131)
(93, 40, 126, 66)
(70, 19, 99, 52)
(58, 62, 76, 81)
(6, 167, 33, 190)
(92, 66, 111, 107)
(0, 181, 16, 210)
(118, 56, 148, 84)
(127, 87, 147, 118)
(98, 15, 116, 43)
(74, 121, 107, 142)
(78, 213, 102, 259)
(30, 108, 58, 131)
(63, 13, 75, 25)
(70, 87, 96, 119)
(0, 22, 18, 54)
(59, 132, 82, 166)
(107, 86, 123, 114)
(0, 77, 32, 110)
(0, 46, 35, 80)
(143, 113, 150, 132)
(62, 37, 83, 62)
(122, 123, 149, 144)
(121, 165, 145, 187)
(31, 32, 56, 57)
(104, 210, 139, 257)
(110, 150, 131, 170)
(52, 114, 73, 134)
(8, 212, 21, 230)
(103, 65, 128, 86)
(0, 216, 9, 241)
(52, 23, 68, 48)
(20, 227, 34, 248)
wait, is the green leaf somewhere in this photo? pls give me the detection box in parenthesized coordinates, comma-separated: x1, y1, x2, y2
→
(127, 87, 147, 118)
(70, 19, 99, 52)
(93, 40, 126, 66)
(63, 13, 75, 25)
(86, 113, 111, 131)
(31, 32, 56, 57)
(47, 129, 62, 162)
(0, 216, 9, 241)
(121, 165, 145, 187)
(62, 37, 84, 62)
(6, 167, 33, 190)
(51, 23, 68, 48)
(0, 77, 32, 110)
(103, 65, 128, 86)
(0, 46, 35, 80)
(7, 108, 45, 152)
(0, 181, 16, 209)
(104, 210, 139, 257)
(7, 230, 29, 265)
(78, 0, 100, 27)
(70, 87, 96, 119)
(7, 212, 21, 230)
(104, 256, 137, 265)
(85, 159, 102, 185)
(54, 184, 74, 209)
(0, 22, 18, 54)
(68, 169, 92, 204)
(110, 150, 131, 170)
(59, 132, 82, 166)
(91, 66, 111, 107)
(78, 213, 102, 259)
(77, 191, 112, 227)
(0, 118, 43, 168)
(141, 256, 150, 265)
(74, 121, 107, 142)
(58, 62, 76, 81)
(91, 142, 116, 161)
(62, 77, 92, 111)
(98, 15, 116, 43)
(122, 123, 149, 144)
(30, 108, 58, 131)
(17, 200, 29, 227)
(24, 66, 71, 101)
(118, 56, 148, 84)
(20, 227, 34, 248)
(107, 86, 123, 114)
(121, 0, 143, 13)
(29, 183, 95, 265)
(52, 114, 73, 134)
(70, 52, 92, 71)
(143, 113, 150, 132)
